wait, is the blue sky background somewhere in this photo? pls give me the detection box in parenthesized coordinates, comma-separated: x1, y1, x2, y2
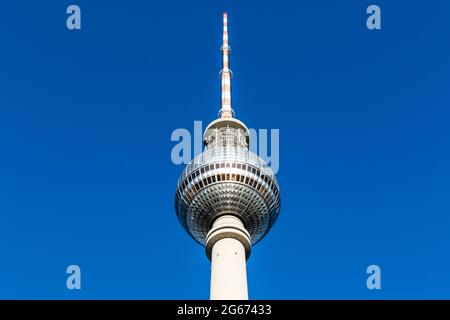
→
(0, 0, 449, 299)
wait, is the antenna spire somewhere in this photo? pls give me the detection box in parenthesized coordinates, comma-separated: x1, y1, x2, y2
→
(220, 12, 233, 118)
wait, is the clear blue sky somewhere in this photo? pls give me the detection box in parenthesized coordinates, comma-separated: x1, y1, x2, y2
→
(0, 1, 449, 299)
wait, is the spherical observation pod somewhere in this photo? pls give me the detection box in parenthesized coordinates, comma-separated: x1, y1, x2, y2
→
(174, 146, 281, 246)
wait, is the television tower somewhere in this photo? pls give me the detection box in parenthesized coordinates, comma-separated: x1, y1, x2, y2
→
(175, 12, 281, 300)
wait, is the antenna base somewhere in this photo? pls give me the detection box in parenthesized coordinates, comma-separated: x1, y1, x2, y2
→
(218, 108, 235, 118)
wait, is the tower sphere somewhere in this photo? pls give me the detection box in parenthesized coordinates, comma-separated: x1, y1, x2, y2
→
(174, 117, 281, 246)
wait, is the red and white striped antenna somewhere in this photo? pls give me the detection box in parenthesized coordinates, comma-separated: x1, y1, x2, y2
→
(220, 12, 233, 118)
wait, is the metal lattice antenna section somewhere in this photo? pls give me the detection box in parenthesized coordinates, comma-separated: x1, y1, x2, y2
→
(220, 12, 234, 118)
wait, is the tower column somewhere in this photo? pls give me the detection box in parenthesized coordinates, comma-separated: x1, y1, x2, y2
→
(206, 215, 251, 300)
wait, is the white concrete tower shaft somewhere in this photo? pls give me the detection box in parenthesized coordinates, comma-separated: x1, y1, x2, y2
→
(206, 215, 251, 300)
